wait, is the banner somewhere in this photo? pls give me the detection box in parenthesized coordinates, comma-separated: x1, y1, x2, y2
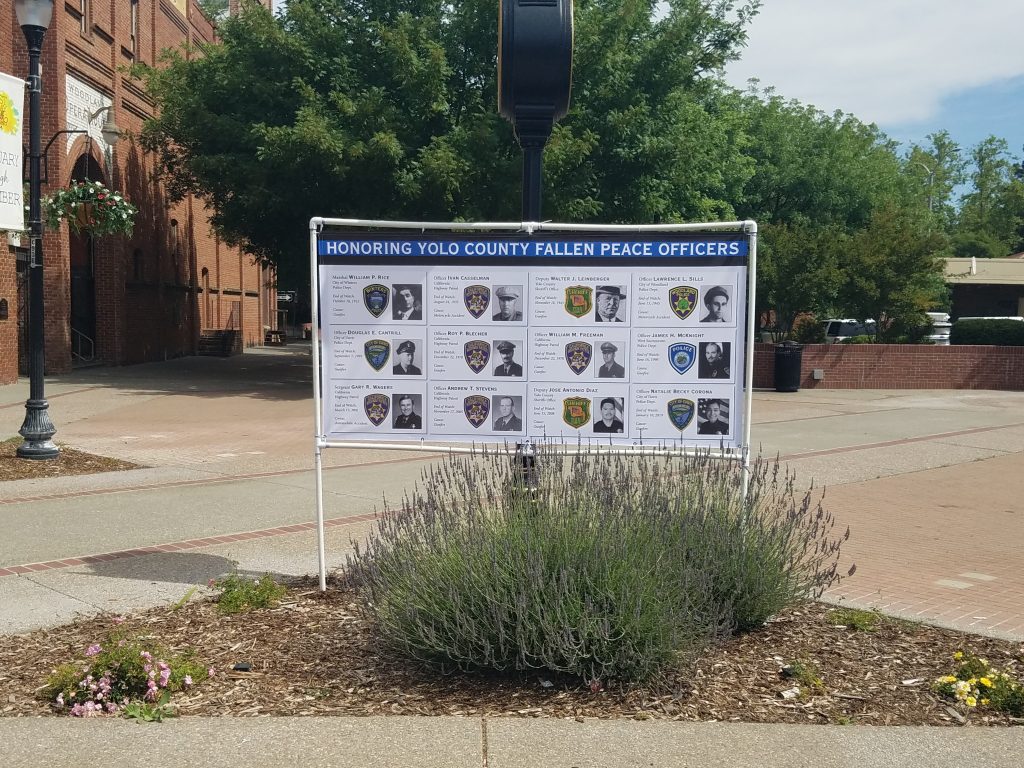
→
(0, 71, 25, 232)
(315, 231, 752, 450)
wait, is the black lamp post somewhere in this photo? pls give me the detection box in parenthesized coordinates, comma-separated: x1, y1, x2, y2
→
(498, 0, 573, 220)
(15, 0, 58, 460)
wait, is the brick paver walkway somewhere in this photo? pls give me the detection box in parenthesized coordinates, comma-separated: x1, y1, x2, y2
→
(823, 451, 1024, 639)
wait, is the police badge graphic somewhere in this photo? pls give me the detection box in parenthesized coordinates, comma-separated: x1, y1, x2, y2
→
(669, 286, 698, 321)
(564, 286, 593, 318)
(464, 395, 490, 428)
(667, 398, 695, 431)
(564, 341, 593, 375)
(364, 339, 391, 372)
(562, 397, 591, 429)
(364, 393, 390, 426)
(464, 340, 491, 374)
(667, 342, 697, 375)
(362, 284, 390, 318)
(463, 285, 490, 319)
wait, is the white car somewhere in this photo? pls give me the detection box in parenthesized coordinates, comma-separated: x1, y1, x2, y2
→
(820, 319, 876, 343)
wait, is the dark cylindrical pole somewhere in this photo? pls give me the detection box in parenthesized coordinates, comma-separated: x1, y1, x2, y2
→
(522, 145, 542, 221)
(17, 24, 58, 460)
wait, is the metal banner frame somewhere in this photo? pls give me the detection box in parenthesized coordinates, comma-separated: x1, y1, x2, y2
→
(309, 218, 758, 589)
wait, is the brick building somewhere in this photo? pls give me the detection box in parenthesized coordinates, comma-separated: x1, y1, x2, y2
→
(0, 0, 275, 386)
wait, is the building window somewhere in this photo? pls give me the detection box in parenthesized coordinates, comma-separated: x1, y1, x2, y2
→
(80, 0, 89, 35)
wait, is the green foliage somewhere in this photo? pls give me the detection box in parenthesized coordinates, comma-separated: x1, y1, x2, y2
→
(838, 335, 873, 344)
(197, 0, 229, 23)
(345, 446, 848, 684)
(783, 659, 824, 693)
(950, 319, 1024, 346)
(135, 0, 760, 286)
(42, 180, 138, 237)
(950, 230, 1008, 259)
(213, 572, 288, 614)
(122, 691, 175, 722)
(43, 634, 206, 717)
(839, 204, 947, 342)
(827, 607, 880, 632)
(790, 315, 826, 344)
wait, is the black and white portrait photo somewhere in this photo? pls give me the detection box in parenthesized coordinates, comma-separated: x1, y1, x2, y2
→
(392, 394, 423, 430)
(493, 340, 523, 377)
(392, 339, 422, 375)
(594, 285, 627, 322)
(492, 286, 524, 321)
(593, 397, 625, 433)
(597, 342, 625, 378)
(696, 398, 729, 435)
(392, 284, 423, 321)
(491, 395, 524, 431)
(697, 341, 731, 379)
(700, 286, 730, 323)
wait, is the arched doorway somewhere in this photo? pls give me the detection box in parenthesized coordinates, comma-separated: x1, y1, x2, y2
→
(68, 154, 104, 362)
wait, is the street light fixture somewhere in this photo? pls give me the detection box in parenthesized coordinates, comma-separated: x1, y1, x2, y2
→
(912, 160, 935, 214)
(15, 0, 58, 460)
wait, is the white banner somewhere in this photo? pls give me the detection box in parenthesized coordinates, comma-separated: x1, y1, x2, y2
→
(315, 231, 753, 450)
(0, 71, 25, 232)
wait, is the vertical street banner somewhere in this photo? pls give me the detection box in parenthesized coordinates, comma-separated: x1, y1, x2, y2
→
(0, 71, 26, 232)
(313, 224, 754, 451)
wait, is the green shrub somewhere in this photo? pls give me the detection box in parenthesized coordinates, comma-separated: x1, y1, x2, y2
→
(839, 335, 874, 344)
(212, 572, 288, 614)
(827, 607, 880, 631)
(345, 446, 848, 684)
(791, 316, 826, 344)
(949, 319, 1024, 346)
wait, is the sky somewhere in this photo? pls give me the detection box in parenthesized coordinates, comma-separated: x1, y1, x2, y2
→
(725, 1, 1024, 161)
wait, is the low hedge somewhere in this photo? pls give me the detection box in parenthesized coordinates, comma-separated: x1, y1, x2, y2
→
(950, 319, 1024, 346)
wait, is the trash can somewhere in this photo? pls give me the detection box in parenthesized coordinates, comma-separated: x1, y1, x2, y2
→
(774, 341, 803, 392)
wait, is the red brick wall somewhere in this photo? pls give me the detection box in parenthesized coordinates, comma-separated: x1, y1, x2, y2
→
(754, 343, 1024, 390)
(2, 1, 272, 379)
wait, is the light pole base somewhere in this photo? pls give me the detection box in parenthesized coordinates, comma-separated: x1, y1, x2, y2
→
(17, 398, 59, 460)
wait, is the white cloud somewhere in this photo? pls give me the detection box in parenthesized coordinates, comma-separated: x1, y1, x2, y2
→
(725, 1, 1024, 125)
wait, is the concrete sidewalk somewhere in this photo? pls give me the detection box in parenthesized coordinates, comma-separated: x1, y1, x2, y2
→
(2, 717, 1023, 768)
(1, 349, 1023, 766)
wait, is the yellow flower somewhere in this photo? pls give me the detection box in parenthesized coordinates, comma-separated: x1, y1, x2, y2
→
(967, 678, 977, 686)
(939, 675, 957, 684)
(965, 696, 977, 707)
(953, 651, 963, 660)
(981, 698, 990, 706)
(979, 677, 993, 688)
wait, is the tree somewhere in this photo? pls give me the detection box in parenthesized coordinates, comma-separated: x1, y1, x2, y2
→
(840, 204, 946, 341)
(197, 0, 229, 23)
(955, 136, 1024, 256)
(905, 131, 966, 233)
(136, 0, 761, 286)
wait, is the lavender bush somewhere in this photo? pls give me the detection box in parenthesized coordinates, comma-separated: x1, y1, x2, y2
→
(346, 445, 848, 684)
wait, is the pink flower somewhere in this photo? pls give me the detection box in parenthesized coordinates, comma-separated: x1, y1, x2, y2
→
(183, 675, 193, 687)
(207, 667, 216, 678)
(85, 643, 102, 657)
(140, 651, 152, 662)
(112, 616, 126, 625)
(55, 693, 64, 706)
(106, 702, 118, 714)
(159, 668, 171, 688)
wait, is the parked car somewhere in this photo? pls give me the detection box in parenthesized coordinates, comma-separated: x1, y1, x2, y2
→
(820, 319, 876, 343)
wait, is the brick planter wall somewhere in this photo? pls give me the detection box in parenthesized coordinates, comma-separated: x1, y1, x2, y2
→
(754, 343, 1024, 390)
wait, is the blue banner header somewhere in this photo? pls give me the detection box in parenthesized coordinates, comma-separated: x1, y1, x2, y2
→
(318, 238, 748, 259)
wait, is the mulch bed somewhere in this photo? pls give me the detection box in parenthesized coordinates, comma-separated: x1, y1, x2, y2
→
(1, 578, 1021, 725)
(0, 438, 139, 482)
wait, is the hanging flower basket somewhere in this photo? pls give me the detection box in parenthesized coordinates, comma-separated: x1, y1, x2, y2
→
(42, 180, 138, 237)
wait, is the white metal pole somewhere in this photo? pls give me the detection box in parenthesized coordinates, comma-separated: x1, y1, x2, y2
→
(741, 222, 758, 502)
(310, 219, 328, 591)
